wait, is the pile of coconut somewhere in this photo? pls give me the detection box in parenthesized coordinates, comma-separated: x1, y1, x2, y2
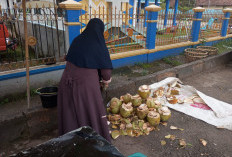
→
(107, 84, 172, 139)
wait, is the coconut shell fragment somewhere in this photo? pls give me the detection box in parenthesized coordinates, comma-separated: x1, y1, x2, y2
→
(166, 95, 178, 104)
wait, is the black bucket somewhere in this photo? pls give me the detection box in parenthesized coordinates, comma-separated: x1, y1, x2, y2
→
(36, 87, 58, 108)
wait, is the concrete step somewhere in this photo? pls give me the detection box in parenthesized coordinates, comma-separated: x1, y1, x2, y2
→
(227, 61, 232, 67)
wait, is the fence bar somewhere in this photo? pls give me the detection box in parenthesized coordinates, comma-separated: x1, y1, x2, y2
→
(221, 8, 232, 37)
(144, 0, 149, 27)
(173, 0, 178, 26)
(191, 7, 205, 42)
(146, 5, 161, 49)
(164, 0, 170, 26)
(155, 0, 159, 6)
(129, 0, 134, 25)
(137, 0, 141, 22)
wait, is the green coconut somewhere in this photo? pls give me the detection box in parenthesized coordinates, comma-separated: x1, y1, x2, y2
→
(120, 103, 133, 118)
(146, 97, 156, 108)
(138, 85, 151, 99)
(158, 106, 171, 122)
(110, 97, 122, 114)
(154, 99, 162, 110)
(147, 111, 160, 126)
(121, 93, 132, 103)
(131, 94, 142, 107)
(136, 104, 149, 120)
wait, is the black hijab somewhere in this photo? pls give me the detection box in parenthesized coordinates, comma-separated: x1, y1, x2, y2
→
(66, 18, 113, 69)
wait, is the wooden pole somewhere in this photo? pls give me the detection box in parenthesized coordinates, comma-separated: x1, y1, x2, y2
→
(22, 0, 30, 108)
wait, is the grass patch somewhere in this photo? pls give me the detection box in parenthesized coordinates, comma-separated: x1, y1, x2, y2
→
(213, 39, 232, 54)
(135, 63, 152, 69)
(0, 88, 37, 106)
(162, 57, 182, 66)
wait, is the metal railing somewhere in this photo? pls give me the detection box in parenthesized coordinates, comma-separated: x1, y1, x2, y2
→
(79, 4, 146, 54)
(0, 5, 66, 71)
(200, 10, 224, 39)
(156, 10, 193, 46)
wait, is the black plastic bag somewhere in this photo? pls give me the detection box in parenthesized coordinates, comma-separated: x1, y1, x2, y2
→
(11, 126, 124, 157)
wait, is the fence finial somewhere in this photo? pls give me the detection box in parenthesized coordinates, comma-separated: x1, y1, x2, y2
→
(59, 0, 82, 10)
(223, 8, 232, 13)
(193, 7, 205, 12)
(145, 5, 161, 12)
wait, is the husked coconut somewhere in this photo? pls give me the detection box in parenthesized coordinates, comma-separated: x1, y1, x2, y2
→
(120, 93, 132, 103)
(136, 104, 149, 119)
(146, 97, 156, 108)
(131, 94, 142, 107)
(110, 97, 122, 114)
(120, 102, 133, 118)
(138, 85, 151, 99)
(147, 111, 160, 126)
(158, 106, 171, 121)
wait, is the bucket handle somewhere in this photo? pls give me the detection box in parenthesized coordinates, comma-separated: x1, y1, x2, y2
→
(35, 88, 57, 95)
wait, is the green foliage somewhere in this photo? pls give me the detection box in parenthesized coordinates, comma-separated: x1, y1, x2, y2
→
(213, 39, 232, 54)
(0, 88, 38, 106)
(162, 57, 182, 66)
(135, 63, 152, 69)
(0, 98, 9, 105)
(160, 0, 195, 12)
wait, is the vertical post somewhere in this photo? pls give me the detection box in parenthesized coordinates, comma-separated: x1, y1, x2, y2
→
(137, 0, 141, 22)
(145, 5, 161, 49)
(144, 0, 149, 27)
(221, 8, 232, 37)
(129, 0, 134, 25)
(164, 0, 170, 27)
(59, 0, 82, 46)
(22, 0, 30, 108)
(191, 7, 205, 42)
(155, 0, 159, 6)
(173, 0, 178, 26)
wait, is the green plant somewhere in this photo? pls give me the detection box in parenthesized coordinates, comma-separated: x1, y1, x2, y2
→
(162, 57, 182, 66)
(213, 39, 232, 54)
(0, 88, 38, 106)
(135, 63, 152, 69)
(0, 98, 9, 105)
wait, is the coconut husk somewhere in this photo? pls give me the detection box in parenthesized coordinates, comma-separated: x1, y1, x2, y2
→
(166, 95, 178, 104)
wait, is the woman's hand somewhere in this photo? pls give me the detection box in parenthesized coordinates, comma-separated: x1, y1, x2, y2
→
(100, 78, 112, 90)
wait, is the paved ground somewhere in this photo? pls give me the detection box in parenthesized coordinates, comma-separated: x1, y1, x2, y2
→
(112, 65, 232, 157)
(1, 65, 232, 157)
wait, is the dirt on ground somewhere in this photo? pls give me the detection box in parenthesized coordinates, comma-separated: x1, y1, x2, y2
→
(111, 65, 232, 157)
(1, 61, 232, 157)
